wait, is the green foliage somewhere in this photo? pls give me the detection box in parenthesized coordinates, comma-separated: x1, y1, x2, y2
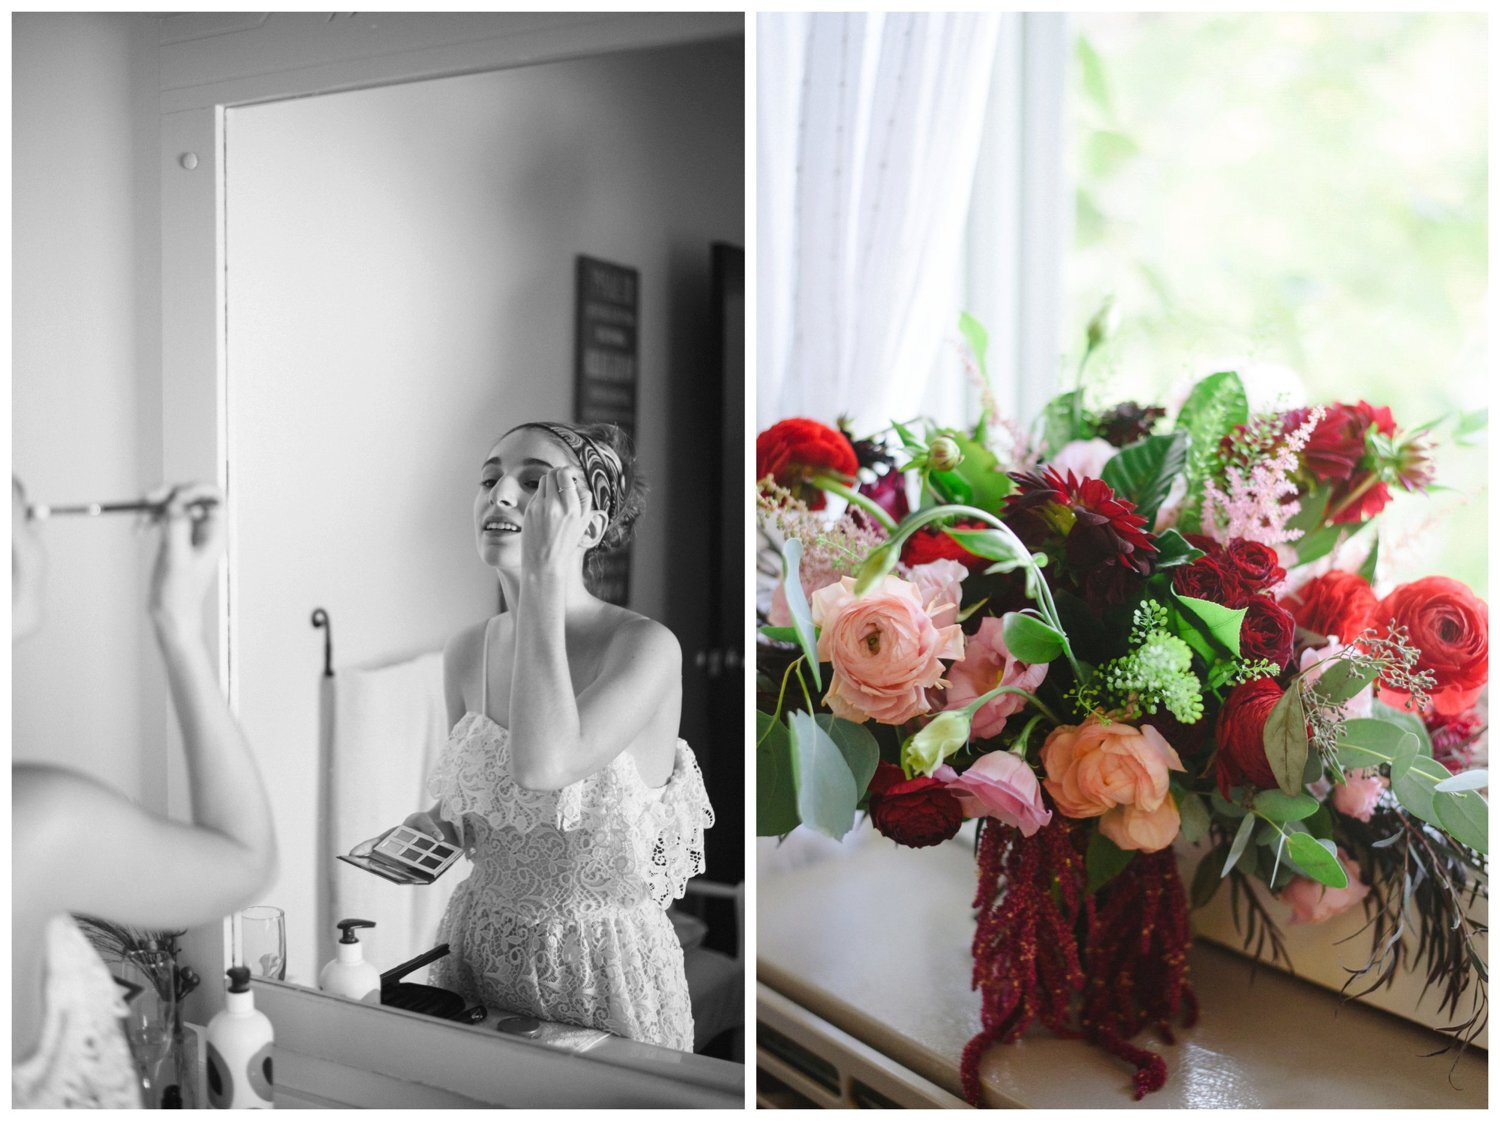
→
(959, 311, 990, 383)
(1222, 813, 1257, 877)
(1262, 682, 1310, 796)
(1151, 528, 1204, 570)
(756, 713, 800, 836)
(1285, 833, 1349, 889)
(1086, 830, 1137, 894)
(1171, 588, 1247, 655)
(938, 428, 1013, 512)
(1100, 430, 1188, 526)
(1252, 789, 1320, 822)
(1040, 389, 1089, 455)
(1177, 792, 1211, 844)
(780, 539, 821, 689)
(787, 712, 861, 840)
(1001, 611, 1067, 665)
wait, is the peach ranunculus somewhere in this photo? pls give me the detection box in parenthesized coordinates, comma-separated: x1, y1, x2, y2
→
(903, 558, 968, 630)
(1040, 716, 1186, 852)
(1282, 850, 1370, 924)
(942, 616, 1049, 740)
(810, 574, 965, 725)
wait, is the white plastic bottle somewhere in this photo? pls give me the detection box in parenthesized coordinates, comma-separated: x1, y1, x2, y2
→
(205, 966, 275, 1109)
(318, 918, 382, 1002)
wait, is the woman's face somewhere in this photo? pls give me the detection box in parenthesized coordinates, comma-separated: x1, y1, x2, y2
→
(472, 427, 580, 569)
(12, 479, 45, 639)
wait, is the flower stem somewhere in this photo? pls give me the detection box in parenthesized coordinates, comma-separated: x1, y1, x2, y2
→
(809, 476, 898, 533)
(963, 683, 1063, 728)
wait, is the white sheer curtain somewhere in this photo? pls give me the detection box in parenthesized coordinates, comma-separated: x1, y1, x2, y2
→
(757, 12, 1004, 433)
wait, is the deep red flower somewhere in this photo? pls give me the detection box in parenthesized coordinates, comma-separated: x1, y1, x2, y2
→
(1279, 570, 1378, 644)
(1376, 576, 1488, 716)
(866, 761, 964, 848)
(1224, 539, 1285, 594)
(1181, 533, 1224, 558)
(1004, 468, 1158, 609)
(1215, 678, 1284, 796)
(1283, 401, 1391, 483)
(901, 520, 990, 572)
(756, 418, 860, 510)
(1327, 479, 1392, 525)
(856, 465, 911, 527)
(1172, 555, 1247, 609)
(1239, 596, 1296, 669)
(1426, 710, 1487, 774)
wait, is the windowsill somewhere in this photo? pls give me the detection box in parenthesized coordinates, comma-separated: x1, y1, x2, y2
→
(757, 836, 1487, 1108)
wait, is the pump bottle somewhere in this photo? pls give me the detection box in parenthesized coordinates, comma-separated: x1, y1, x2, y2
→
(205, 966, 274, 1109)
(318, 918, 382, 1002)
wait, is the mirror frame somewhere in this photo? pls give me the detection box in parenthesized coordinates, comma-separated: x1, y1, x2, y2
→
(155, 9, 744, 1027)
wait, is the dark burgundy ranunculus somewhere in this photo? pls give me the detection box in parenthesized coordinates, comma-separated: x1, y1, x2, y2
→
(1239, 596, 1295, 669)
(857, 466, 911, 527)
(1215, 678, 1284, 796)
(1172, 554, 1248, 608)
(1224, 539, 1285, 595)
(866, 761, 964, 848)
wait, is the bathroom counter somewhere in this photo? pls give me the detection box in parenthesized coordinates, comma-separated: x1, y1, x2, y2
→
(757, 837, 1487, 1109)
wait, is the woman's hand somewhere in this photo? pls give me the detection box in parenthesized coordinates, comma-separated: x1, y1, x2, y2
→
(521, 466, 593, 578)
(402, 809, 459, 848)
(146, 482, 225, 639)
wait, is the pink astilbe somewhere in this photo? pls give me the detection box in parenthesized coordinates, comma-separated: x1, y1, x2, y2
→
(758, 477, 888, 625)
(1200, 406, 1325, 547)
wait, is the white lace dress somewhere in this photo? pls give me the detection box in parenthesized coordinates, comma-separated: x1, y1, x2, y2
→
(425, 651, 713, 1051)
(12, 914, 141, 1108)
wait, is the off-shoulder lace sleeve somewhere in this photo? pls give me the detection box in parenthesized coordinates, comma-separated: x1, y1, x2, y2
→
(635, 742, 715, 908)
(426, 715, 578, 841)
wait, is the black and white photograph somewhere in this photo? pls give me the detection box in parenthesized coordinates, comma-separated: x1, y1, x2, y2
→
(13, 12, 744, 1108)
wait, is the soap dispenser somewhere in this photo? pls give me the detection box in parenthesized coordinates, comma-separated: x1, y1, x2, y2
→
(205, 966, 274, 1109)
(318, 919, 382, 1002)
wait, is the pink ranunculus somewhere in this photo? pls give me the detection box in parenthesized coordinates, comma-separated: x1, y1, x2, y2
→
(937, 752, 1052, 838)
(942, 616, 1048, 740)
(1040, 716, 1186, 852)
(1048, 437, 1117, 482)
(810, 575, 965, 725)
(1297, 641, 1372, 719)
(904, 558, 968, 630)
(1331, 768, 1387, 822)
(1282, 851, 1370, 924)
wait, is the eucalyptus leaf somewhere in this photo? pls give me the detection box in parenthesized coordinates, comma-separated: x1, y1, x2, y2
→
(755, 712, 801, 836)
(1262, 682, 1309, 796)
(1172, 590, 1247, 655)
(1269, 831, 1288, 886)
(1433, 769, 1488, 793)
(1000, 612, 1067, 665)
(1336, 720, 1419, 778)
(1390, 753, 1451, 830)
(780, 538, 822, 689)
(1434, 790, 1487, 855)
(814, 715, 881, 801)
(1309, 658, 1380, 705)
(1210, 791, 1248, 818)
(1086, 830, 1137, 894)
(787, 711, 858, 840)
(1222, 813, 1257, 877)
(1285, 833, 1348, 888)
(1369, 700, 1435, 756)
(1190, 847, 1228, 908)
(1251, 788, 1320, 822)
(1177, 792, 1211, 845)
(1100, 431, 1188, 526)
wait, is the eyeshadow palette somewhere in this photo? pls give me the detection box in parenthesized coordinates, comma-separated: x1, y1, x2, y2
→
(339, 825, 463, 885)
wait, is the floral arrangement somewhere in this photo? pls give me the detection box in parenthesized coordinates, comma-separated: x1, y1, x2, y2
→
(755, 321, 1488, 1104)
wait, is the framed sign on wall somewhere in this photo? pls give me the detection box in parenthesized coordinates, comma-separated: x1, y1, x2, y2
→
(574, 255, 639, 605)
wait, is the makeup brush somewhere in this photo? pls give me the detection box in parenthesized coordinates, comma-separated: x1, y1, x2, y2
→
(27, 497, 219, 522)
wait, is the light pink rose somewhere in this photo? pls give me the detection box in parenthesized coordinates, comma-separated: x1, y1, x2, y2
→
(1048, 437, 1117, 481)
(904, 558, 968, 630)
(810, 575, 965, 725)
(942, 616, 1048, 740)
(937, 752, 1052, 838)
(1282, 850, 1370, 924)
(1040, 716, 1186, 852)
(1331, 768, 1387, 822)
(1297, 641, 1372, 719)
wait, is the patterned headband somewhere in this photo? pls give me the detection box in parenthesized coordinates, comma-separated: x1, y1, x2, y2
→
(510, 422, 624, 526)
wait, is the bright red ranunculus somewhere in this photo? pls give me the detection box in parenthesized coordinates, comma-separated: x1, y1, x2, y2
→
(900, 521, 991, 572)
(1172, 554, 1248, 609)
(1375, 576, 1489, 716)
(866, 761, 965, 848)
(1215, 678, 1285, 796)
(756, 418, 860, 510)
(1328, 479, 1392, 525)
(1239, 596, 1295, 669)
(1279, 570, 1378, 644)
(1224, 539, 1286, 594)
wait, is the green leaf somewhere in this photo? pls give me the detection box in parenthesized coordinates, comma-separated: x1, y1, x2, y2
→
(814, 715, 881, 801)
(946, 527, 1028, 569)
(1086, 830, 1137, 894)
(1176, 370, 1248, 438)
(891, 418, 923, 451)
(1308, 658, 1380, 705)
(1172, 590, 1247, 655)
(1285, 833, 1348, 888)
(1252, 789, 1320, 822)
(1434, 789, 1488, 855)
(959, 311, 989, 383)
(1262, 683, 1309, 796)
(1294, 523, 1347, 566)
(787, 711, 859, 840)
(755, 713, 801, 836)
(1075, 33, 1111, 112)
(1283, 482, 1332, 540)
(927, 469, 974, 507)
(1000, 611, 1066, 665)
(1084, 129, 1140, 178)
(1356, 537, 1380, 583)
(1178, 793, 1211, 845)
(780, 539, 822, 690)
(851, 540, 899, 598)
(1336, 719, 1419, 778)
(1191, 846, 1228, 907)
(1453, 407, 1488, 445)
(1222, 813, 1257, 877)
(1434, 768, 1489, 793)
(1369, 700, 1435, 756)
(1390, 753, 1451, 829)
(758, 626, 799, 644)
(1152, 528, 1205, 570)
(1040, 389, 1087, 455)
(1100, 431, 1189, 526)
(1210, 791, 1248, 818)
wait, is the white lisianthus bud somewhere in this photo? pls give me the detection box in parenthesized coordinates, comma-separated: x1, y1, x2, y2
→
(902, 709, 972, 777)
(928, 435, 963, 473)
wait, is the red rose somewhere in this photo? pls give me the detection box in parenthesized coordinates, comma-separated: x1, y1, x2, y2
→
(900, 521, 991, 572)
(1181, 533, 1224, 557)
(1224, 539, 1286, 594)
(1215, 678, 1285, 795)
(1375, 576, 1489, 716)
(866, 761, 964, 848)
(1172, 554, 1248, 608)
(1279, 570, 1378, 643)
(1239, 596, 1295, 669)
(756, 418, 859, 510)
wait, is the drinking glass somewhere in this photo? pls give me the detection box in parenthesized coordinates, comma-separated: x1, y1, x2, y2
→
(240, 905, 287, 981)
(120, 949, 177, 1108)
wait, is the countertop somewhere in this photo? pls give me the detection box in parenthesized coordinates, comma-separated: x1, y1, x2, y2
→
(757, 836, 1487, 1109)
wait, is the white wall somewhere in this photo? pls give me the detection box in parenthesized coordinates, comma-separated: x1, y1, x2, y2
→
(12, 13, 166, 806)
(226, 41, 743, 982)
